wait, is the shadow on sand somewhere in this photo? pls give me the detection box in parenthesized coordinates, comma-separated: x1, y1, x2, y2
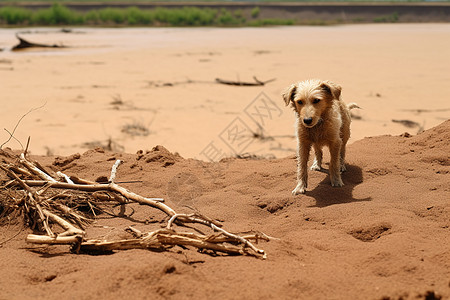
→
(307, 164, 371, 207)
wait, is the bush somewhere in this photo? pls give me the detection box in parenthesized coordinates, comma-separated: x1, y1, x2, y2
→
(251, 7, 260, 19)
(31, 3, 83, 25)
(249, 18, 294, 26)
(233, 9, 246, 24)
(374, 12, 399, 23)
(153, 7, 217, 26)
(0, 6, 32, 25)
(191, 8, 216, 26)
(216, 8, 240, 25)
(84, 10, 100, 24)
(97, 8, 126, 24)
(126, 7, 153, 25)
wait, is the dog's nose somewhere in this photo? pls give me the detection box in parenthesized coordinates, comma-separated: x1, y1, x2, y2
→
(303, 118, 313, 125)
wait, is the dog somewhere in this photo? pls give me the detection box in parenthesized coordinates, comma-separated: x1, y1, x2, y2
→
(282, 79, 359, 195)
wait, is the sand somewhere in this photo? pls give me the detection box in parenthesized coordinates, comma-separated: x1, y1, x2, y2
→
(1, 24, 450, 159)
(0, 24, 449, 299)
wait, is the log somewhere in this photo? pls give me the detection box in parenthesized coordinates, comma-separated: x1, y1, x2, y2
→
(12, 35, 66, 51)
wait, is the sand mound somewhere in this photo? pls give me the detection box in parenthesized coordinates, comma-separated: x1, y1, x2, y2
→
(0, 121, 449, 300)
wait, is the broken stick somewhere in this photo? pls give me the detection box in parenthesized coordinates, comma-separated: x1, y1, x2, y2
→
(215, 76, 276, 86)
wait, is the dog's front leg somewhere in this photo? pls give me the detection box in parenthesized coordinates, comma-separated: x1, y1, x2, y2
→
(311, 144, 323, 171)
(292, 142, 311, 195)
(329, 141, 344, 187)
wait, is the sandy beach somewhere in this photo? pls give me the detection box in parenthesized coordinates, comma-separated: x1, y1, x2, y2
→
(1, 24, 449, 159)
(0, 24, 449, 300)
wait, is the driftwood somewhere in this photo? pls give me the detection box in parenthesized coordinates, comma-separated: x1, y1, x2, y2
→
(148, 77, 276, 88)
(392, 119, 425, 134)
(391, 119, 420, 129)
(0, 151, 268, 258)
(215, 76, 276, 86)
(12, 35, 66, 51)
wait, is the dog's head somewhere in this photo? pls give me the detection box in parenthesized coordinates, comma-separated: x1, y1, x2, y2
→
(282, 79, 342, 128)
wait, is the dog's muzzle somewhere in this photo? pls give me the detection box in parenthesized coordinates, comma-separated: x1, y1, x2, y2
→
(303, 118, 313, 125)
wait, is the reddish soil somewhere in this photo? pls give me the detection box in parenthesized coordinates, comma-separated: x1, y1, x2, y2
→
(1, 120, 449, 300)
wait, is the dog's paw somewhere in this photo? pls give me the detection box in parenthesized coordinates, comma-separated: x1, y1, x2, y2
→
(331, 178, 344, 187)
(292, 183, 306, 195)
(311, 158, 322, 171)
(310, 163, 322, 171)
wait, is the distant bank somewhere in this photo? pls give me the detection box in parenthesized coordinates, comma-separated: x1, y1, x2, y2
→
(1, 2, 450, 25)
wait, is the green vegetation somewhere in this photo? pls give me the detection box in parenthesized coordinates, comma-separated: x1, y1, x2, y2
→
(0, 3, 294, 26)
(32, 3, 84, 24)
(0, 6, 32, 25)
(249, 18, 294, 26)
(373, 12, 399, 23)
(251, 7, 260, 19)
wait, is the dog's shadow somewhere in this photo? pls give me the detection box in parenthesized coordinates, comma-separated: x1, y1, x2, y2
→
(307, 164, 371, 207)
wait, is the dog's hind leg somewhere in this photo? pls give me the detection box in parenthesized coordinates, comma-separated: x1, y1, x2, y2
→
(311, 144, 323, 171)
(340, 125, 350, 172)
(329, 141, 344, 187)
(340, 142, 347, 172)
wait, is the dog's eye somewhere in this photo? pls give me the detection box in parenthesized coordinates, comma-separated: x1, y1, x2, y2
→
(313, 99, 321, 104)
(297, 100, 303, 105)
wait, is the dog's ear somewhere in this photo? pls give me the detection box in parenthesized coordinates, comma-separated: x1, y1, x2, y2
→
(282, 84, 297, 106)
(320, 80, 342, 100)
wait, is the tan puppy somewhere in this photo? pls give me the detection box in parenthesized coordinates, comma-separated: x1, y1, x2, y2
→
(282, 79, 359, 195)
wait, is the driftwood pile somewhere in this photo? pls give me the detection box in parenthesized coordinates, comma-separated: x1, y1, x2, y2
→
(0, 150, 268, 258)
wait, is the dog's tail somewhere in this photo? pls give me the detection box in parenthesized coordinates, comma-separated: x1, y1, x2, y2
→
(347, 103, 361, 110)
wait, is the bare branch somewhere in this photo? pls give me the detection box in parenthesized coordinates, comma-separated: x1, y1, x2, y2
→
(215, 77, 276, 86)
(1, 102, 46, 150)
(109, 159, 122, 183)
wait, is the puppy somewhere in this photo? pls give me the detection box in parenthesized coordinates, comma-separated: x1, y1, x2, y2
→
(282, 79, 359, 195)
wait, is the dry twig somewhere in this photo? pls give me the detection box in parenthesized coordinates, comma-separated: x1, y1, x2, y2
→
(215, 76, 276, 86)
(0, 151, 268, 258)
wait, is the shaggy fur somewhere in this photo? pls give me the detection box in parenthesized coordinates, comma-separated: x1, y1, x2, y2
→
(282, 79, 359, 195)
